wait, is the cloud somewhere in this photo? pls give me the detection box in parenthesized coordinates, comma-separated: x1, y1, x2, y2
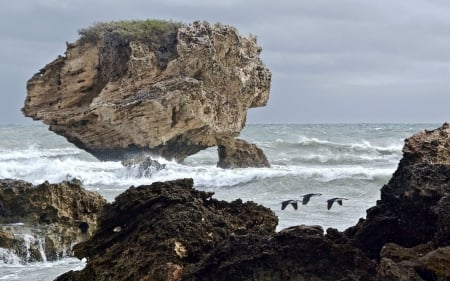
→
(1, 0, 450, 124)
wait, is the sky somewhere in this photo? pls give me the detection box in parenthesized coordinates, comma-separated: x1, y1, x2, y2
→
(1, 0, 450, 124)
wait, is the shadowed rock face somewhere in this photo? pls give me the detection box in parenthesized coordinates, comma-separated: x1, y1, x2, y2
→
(345, 123, 450, 259)
(344, 123, 450, 280)
(23, 20, 271, 168)
(55, 179, 375, 281)
(0, 179, 106, 262)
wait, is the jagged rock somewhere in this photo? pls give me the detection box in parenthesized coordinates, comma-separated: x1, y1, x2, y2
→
(216, 137, 270, 168)
(345, 123, 450, 260)
(188, 225, 376, 281)
(56, 179, 376, 281)
(378, 243, 450, 280)
(22, 20, 271, 168)
(121, 155, 166, 177)
(0, 179, 106, 262)
(342, 123, 450, 279)
(377, 258, 424, 281)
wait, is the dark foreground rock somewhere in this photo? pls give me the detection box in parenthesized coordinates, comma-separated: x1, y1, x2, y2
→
(56, 178, 375, 281)
(0, 179, 106, 262)
(345, 122, 450, 280)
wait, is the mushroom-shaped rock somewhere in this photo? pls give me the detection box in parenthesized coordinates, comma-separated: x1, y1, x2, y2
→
(22, 20, 271, 167)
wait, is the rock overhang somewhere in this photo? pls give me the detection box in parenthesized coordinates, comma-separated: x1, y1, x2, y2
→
(22, 20, 271, 167)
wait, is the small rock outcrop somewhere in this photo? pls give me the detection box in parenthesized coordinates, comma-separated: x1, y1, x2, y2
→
(0, 179, 106, 262)
(23, 20, 271, 168)
(216, 137, 270, 168)
(56, 179, 375, 281)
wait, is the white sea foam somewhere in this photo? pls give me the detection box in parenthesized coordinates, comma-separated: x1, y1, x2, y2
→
(0, 248, 21, 265)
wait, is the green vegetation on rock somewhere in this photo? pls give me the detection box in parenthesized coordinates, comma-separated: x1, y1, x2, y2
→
(78, 19, 181, 44)
(78, 19, 181, 81)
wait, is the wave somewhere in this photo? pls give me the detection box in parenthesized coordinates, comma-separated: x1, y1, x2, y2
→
(261, 136, 403, 166)
(0, 146, 82, 161)
(267, 136, 403, 153)
(0, 153, 395, 191)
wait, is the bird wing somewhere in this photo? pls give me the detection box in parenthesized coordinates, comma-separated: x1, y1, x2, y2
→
(337, 199, 343, 206)
(292, 201, 298, 210)
(302, 195, 311, 205)
(281, 200, 289, 210)
(327, 200, 333, 210)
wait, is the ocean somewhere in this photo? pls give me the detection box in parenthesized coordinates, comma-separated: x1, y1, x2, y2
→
(0, 122, 440, 280)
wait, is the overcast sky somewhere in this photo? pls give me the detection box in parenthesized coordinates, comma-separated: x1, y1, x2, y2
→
(1, 0, 450, 124)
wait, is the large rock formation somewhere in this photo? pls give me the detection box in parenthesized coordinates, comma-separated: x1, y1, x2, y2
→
(0, 179, 106, 262)
(56, 179, 375, 281)
(22, 20, 271, 168)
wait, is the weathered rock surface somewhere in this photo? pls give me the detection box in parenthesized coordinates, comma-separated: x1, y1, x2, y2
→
(56, 178, 375, 281)
(216, 137, 270, 168)
(23, 20, 271, 168)
(0, 179, 106, 262)
(345, 122, 450, 280)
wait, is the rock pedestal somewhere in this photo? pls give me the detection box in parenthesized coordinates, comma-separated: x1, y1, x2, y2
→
(23, 20, 271, 168)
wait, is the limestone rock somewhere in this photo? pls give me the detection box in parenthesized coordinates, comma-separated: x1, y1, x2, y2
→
(22, 20, 271, 167)
(0, 179, 106, 262)
(216, 137, 270, 168)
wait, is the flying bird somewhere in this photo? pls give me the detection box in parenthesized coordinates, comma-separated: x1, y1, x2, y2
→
(327, 197, 348, 210)
(281, 200, 299, 210)
(300, 193, 322, 205)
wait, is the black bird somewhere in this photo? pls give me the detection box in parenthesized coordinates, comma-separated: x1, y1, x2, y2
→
(281, 200, 299, 210)
(300, 193, 322, 205)
(327, 197, 348, 210)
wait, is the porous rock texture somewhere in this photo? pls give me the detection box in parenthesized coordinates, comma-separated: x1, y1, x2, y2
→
(23, 20, 271, 168)
(55, 178, 376, 281)
(345, 122, 450, 280)
(0, 179, 106, 262)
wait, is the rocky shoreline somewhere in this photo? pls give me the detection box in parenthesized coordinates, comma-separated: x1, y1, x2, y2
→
(1, 123, 449, 280)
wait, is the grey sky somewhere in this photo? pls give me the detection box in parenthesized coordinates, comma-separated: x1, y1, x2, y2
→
(1, 0, 449, 124)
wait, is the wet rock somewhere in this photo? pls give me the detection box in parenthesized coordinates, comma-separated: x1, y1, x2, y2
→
(216, 137, 270, 168)
(0, 179, 106, 262)
(23, 20, 271, 168)
(121, 156, 166, 177)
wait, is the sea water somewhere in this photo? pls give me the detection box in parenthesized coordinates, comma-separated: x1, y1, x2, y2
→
(0, 123, 440, 280)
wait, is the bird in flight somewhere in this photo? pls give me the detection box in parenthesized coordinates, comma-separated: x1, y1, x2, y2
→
(327, 197, 348, 210)
(281, 200, 299, 210)
(300, 193, 322, 205)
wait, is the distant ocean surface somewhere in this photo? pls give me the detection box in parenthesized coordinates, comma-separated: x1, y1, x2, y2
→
(0, 123, 440, 280)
